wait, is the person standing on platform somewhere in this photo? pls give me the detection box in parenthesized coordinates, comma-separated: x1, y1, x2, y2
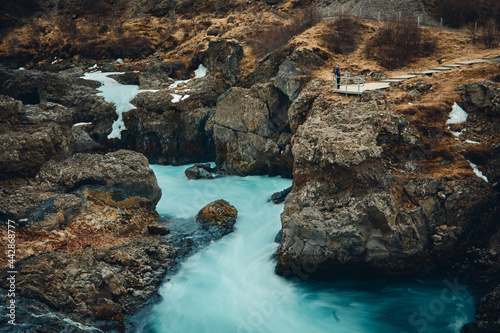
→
(334, 65, 341, 89)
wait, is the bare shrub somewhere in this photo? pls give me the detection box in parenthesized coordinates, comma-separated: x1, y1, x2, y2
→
(429, 0, 500, 28)
(248, 6, 321, 57)
(476, 19, 500, 48)
(322, 13, 362, 55)
(365, 19, 437, 69)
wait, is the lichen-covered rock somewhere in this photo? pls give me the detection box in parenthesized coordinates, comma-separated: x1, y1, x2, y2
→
(458, 80, 500, 115)
(277, 96, 497, 276)
(0, 123, 73, 179)
(0, 238, 178, 329)
(36, 150, 161, 209)
(195, 199, 238, 237)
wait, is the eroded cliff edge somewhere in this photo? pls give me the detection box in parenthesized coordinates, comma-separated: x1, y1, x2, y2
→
(276, 82, 500, 332)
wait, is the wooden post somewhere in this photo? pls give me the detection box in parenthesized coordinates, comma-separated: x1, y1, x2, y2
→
(417, 15, 420, 27)
(359, 8, 361, 19)
(475, 22, 477, 35)
(440, 17, 443, 28)
(378, 11, 380, 22)
(398, 12, 401, 22)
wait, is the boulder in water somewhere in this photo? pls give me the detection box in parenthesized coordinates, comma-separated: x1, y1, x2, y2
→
(185, 163, 216, 180)
(269, 186, 292, 204)
(195, 199, 238, 237)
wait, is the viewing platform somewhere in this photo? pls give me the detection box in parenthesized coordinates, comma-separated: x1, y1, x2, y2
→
(334, 58, 496, 96)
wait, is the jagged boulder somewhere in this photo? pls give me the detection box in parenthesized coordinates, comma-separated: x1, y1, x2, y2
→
(288, 79, 325, 134)
(272, 59, 304, 101)
(0, 123, 73, 179)
(196, 39, 243, 84)
(457, 80, 500, 115)
(289, 48, 326, 69)
(211, 85, 292, 176)
(195, 199, 238, 237)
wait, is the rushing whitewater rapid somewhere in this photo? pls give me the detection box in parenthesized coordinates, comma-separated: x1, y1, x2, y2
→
(130, 164, 475, 333)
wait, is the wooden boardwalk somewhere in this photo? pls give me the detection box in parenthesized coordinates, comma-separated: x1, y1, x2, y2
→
(334, 58, 494, 95)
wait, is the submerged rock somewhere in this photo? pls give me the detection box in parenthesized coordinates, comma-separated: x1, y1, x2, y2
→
(195, 199, 238, 238)
(269, 186, 292, 204)
(185, 163, 216, 180)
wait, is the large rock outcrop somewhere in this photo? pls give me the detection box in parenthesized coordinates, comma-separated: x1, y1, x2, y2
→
(0, 238, 178, 332)
(211, 84, 293, 176)
(277, 96, 498, 276)
(0, 66, 118, 152)
(0, 95, 74, 179)
(196, 39, 243, 84)
(37, 150, 161, 210)
(121, 75, 222, 164)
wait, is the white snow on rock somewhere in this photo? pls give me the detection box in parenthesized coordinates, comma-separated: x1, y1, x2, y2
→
(465, 140, 480, 144)
(82, 71, 156, 140)
(468, 161, 489, 183)
(446, 102, 468, 124)
(73, 122, 92, 127)
(449, 127, 466, 137)
(168, 64, 208, 103)
(194, 64, 208, 79)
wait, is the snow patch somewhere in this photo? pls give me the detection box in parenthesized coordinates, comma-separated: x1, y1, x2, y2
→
(468, 161, 489, 182)
(73, 122, 92, 127)
(168, 64, 208, 103)
(449, 127, 466, 137)
(465, 140, 480, 144)
(194, 64, 208, 79)
(82, 71, 157, 139)
(446, 102, 468, 124)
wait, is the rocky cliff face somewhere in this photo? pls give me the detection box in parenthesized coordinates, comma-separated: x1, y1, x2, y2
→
(210, 59, 308, 177)
(277, 88, 499, 276)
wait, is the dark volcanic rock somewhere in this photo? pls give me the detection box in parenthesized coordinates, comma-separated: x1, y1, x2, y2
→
(36, 150, 161, 209)
(276, 96, 498, 276)
(0, 122, 73, 179)
(288, 79, 325, 134)
(0, 238, 178, 330)
(269, 186, 292, 204)
(272, 59, 304, 101)
(195, 199, 238, 238)
(458, 80, 500, 115)
(185, 163, 216, 180)
(196, 39, 243, 84)
(211, 85, 293, 176)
